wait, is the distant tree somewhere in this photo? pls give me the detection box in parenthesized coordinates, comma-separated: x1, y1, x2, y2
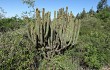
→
(89, 7, 95, 16)
(21, 0, 37, 18)
(96, 0, 110, 22)
(22, 0, 36, 8)
(96, 7, 110, 22)
(97, 0, 107, 12)
(80, 8, 86, 19)
(0, 7, 6, 19)
(104, 5, 110, 11)
(76, 13, 80, 19)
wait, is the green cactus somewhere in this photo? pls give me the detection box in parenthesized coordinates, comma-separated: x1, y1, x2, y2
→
(27, 7, 81, 60)
(54, 11, 56, 19)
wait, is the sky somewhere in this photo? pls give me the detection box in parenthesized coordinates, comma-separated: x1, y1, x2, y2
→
(0, 0, 110, 18)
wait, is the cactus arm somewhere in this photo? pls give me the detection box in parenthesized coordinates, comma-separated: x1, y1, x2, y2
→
(74, 19, 81, 44)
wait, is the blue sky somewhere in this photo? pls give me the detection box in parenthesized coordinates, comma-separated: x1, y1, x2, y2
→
(0, 0, 110, 18)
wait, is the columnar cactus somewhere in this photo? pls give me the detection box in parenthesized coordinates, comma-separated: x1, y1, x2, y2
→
(27, 7, 81, 59)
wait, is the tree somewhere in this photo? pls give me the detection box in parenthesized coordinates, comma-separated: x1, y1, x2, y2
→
(89, 7, 95, 16)
(21, 0, 37, 18)
(76, 13, 80, 19)
(96, 0, 110, 22)
(0, 7, 6, 19)
(80, 8, 86, 19)
(97, 0, 107, 12)
(22, 0, 36, 8)
(96, 7, 110, 22)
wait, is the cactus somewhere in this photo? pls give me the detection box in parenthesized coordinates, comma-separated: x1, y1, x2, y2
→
(27, 7, 81, 60)
(54, 11, 56, 19)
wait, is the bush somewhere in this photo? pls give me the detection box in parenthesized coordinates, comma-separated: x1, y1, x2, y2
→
(0, 17, 23, 32)
(76, 17, 110, 69)
(0, 29, 38, 70)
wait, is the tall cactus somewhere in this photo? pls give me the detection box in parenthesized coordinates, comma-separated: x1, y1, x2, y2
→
(27, 7, 81, 60)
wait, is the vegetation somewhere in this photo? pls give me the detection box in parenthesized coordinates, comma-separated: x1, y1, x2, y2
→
(0, 0, 110, 70)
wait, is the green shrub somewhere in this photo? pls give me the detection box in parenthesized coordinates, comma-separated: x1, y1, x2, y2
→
(0, 29, 37, 70)
(76, 17, 110, 69)
(0, 17, 24, 32)
(39, 55, 78, 70)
